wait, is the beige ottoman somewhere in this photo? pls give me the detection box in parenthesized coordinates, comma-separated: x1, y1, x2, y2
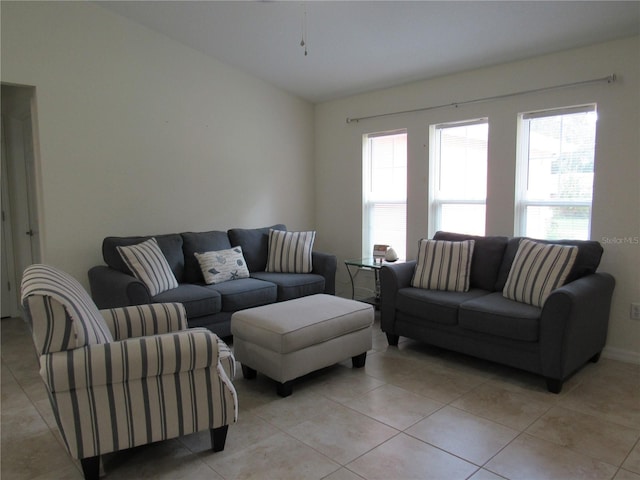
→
(231, 294, 374, 397)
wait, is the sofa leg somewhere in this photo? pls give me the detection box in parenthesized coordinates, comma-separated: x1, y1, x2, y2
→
(352, 352, 367, 368)
(546, 378, 563, 394)
(386, 333, 399, 346)
(590, 351, 602, 363)
(211, 425, 229, 452)
(241, 364, 257, 379)
(277, 381, 293, 397)
(80, 456, 100, 480)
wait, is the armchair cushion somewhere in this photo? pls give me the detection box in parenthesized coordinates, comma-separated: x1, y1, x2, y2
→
(22, 264, 113, 353)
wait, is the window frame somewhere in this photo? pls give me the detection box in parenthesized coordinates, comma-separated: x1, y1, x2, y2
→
(514, 104, 597, 240)
(428, 118, 489, 237)
(362, 129, 407, 259)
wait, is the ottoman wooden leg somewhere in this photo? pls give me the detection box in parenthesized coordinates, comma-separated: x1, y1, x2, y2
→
(352, 352, 367, 368)
(241, 364, 257, 379)
(277, 381, 293, 397)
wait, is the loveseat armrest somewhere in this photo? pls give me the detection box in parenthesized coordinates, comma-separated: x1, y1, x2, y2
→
(380, 261, 417, 334)
(539, 272, 615, 383)
(312, 251, 337, 295)
(88, 265, 151, 309)
(100, 303, 187, 340)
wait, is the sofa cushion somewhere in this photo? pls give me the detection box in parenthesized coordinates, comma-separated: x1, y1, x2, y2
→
(251, 272, 325, 301)
(502, 239, 578, 307)
(103, 234, 185, 282)
(181, 230, 232, 284)
(433, 231, 509, 291)
(397, 287, 489, 325)
(228, 224, 286, 272)
(459, 292, 541, 342)
(152, 284, 221, 319)
(496, 237, 603, 291)
(411, 239, 474, 292)
(194, 247, 250, 284)
(206, 278, 277, 312)
(116, 238, 179, 296)
(266, 229, 316, 273)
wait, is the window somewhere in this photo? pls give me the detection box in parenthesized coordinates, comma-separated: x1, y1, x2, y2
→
(363, 131, 407, 259)
(429, 119, 488, 236)
(516, 105, 597, 240)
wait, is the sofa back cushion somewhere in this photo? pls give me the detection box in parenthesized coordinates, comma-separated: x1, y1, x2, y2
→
(103, 234, 185, 282)
(495, 237, 604, 291)
(433, 231, 509, 291)
(228, 224, 286, 272)
(181, 230, 232, 283)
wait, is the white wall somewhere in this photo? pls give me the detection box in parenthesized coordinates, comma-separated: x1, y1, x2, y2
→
(1, 2, 315, 286)
(315, 36, 640, 362)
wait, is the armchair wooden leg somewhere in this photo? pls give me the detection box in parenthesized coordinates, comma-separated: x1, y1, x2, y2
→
(211, 425, 229, 452)
(386, 333, 399, 346)
(545, 377, 563, 394)
(80, 456, 100, 480)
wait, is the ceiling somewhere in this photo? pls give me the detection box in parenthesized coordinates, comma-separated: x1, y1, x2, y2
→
(98, 1, 640, 103)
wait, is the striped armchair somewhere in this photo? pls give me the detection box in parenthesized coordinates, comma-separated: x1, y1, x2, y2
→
(21, 264, 238, 479)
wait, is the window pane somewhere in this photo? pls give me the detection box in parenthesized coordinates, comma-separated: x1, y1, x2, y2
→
(440, 204, 486, 236)
(524, 205, 591, 240)
(369, 203, 407, 259)
(526, 111, 596, 202)
(439, 123, 488, 200)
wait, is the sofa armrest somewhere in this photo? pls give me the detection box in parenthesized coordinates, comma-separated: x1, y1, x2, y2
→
(312, 251, 337, 295)
(539, 272, 615, 380)
(88, 265, 151, 309)
(379, 261, 417, 334)
(100, 303, 187, 340)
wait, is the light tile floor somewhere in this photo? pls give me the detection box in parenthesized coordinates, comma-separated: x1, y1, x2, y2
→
(2, 313, 639, 480)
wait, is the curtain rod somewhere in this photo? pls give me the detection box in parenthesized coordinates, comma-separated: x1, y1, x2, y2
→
(345, 74, 616, 124)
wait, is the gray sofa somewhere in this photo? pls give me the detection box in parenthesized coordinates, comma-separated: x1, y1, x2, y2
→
(89, 224, 337, 338)
(379, 231, 615, 393)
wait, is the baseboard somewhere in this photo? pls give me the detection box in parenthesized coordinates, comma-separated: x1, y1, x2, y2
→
(602, 345, 640, 365)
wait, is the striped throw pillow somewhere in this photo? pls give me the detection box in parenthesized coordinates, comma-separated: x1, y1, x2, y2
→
(411, 239, 475, 292)
(265, 229, 316, 273)
(503, 239, 578, 307)
(117, 237, 178, 296)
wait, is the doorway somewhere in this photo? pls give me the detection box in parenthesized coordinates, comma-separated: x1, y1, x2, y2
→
(1, 84, 42, 318)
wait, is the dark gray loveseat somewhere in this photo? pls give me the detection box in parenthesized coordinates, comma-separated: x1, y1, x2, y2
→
(379, 231, 615, 393)
(89, 224, 337, 338)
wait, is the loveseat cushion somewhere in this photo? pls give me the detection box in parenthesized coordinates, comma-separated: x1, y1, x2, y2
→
(396, 287, 489, 325)
(459, 292, 541, 342)
(251, 272, 325, 301)
(103, 234, 185, 282)
(228, 224, 286, 272)
(181, 230, 232, 283)
(433, 232, 508, 291)
(206, 278, 277, 312)
(152, 284, 221, 319)
(495, 237, 603, 291)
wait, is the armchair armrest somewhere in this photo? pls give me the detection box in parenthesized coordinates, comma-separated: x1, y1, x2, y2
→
(88, 265, 151, 309)
(100, 303, 187, 340)
(41, 328, 221, 392)
(539, 272, 615, 380)
(312, 251, 338, 295)
(379, 261, 416, 333)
